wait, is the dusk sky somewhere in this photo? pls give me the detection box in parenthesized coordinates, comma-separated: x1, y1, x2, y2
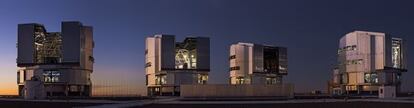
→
(0, 0, 413, 96)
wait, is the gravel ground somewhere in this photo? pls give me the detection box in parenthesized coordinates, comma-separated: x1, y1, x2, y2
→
(0, 100, 109, 108)
(139, 102, 414, 108)
(2, 99, 414, 108)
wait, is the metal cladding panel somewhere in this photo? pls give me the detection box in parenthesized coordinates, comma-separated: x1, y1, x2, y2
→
(62, 22, 81, 64)
(253, 44, 263, 73)
(18, 70, 25, 83)
(160, 35, 175, 70)
(340, 32, 381, 73)
(239, 45, 250, 76)
(357, 71, 365, 84)
(370, 35, 376, 71)
(251, 75, 265, 85)
(166, 72, 175, 85)
(361, 34, 374, 72)
(180, 84, 294, 98)
(348, 72, 357, 84)
(80, 26, 94, 70)
(17, 24, 35, 65)
(230, 44, 250, 77)
(338, 32, 360, 82)
(338, 35, 347, 73)
(356, 32, 386, 71)
(229, 45, 238, 77)
(278, 47, 288, 74)
(375, 35, 385, 70)
(377, 72, 386, 84)
(60, 69, 90, 85)
(402, 38, 407, 70)
(248, 46, 253, 74)
(196, 37, 210, 71)
(145, 37, 157, 74)
(146, 74, 156, 85)
(346, 33, 358, 60)
(171, 72, 195, 85)
(385, 36, 393, 68)
(332, 69, 340, 84)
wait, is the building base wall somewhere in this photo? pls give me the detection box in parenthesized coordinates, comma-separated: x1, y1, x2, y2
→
(147, 85, 180, 96)
(20, 83, 91, 99)
(23, 80, 46, 99)
(333, 84, 401, 96)
(17, 65, 92, 99)
(379, 86, 396, 98)
(147, 70, 209, 96)
(180, 84, 294, 98)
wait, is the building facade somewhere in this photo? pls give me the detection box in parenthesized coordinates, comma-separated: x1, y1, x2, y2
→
(145, 35, 210, 96)
(229, 42, 287, 85)
(331, 31, 407, 96)
(180, 84, 294, 98)
(17, 21, 94, 99)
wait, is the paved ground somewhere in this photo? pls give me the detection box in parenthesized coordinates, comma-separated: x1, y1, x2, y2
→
(2, 97, 414, 108)
(140, 102, 414, 108)
(0, 98, 128, 108)
(0, 100, 107, 108)
(131, 98, 414, 108)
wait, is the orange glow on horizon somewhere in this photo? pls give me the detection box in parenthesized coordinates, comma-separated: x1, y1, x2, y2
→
(0, 87, 18, 95)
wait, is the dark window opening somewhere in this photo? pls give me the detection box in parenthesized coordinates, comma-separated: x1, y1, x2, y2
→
(145, 62, 152, 68)
(230, 66, 240, 71)
(263, 47, 278, 73)
(17, 71, 20, 83)
(229, 55, 236, 60)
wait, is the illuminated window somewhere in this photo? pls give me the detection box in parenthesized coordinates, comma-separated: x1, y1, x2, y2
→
(344, 59, 363, 65)
(235, 77, 245, 84)
(197, 74, 208, 84)
(33, 27, 63, 64)
(175, 49, 197, 69)
(43, 70, 60, 83)
(155, 75, 166, 85)
(364, 73, 378, 83)
(266, 77, 277, 84)
(392, 39, 402, 68)
(191, 54, 197, 69)
(351, 45, 357, 51)
(279, 65, 287, 72)
(338, 45, 357, 54)
(175, 38, 197, 69)
(357, 59, 363, 64)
